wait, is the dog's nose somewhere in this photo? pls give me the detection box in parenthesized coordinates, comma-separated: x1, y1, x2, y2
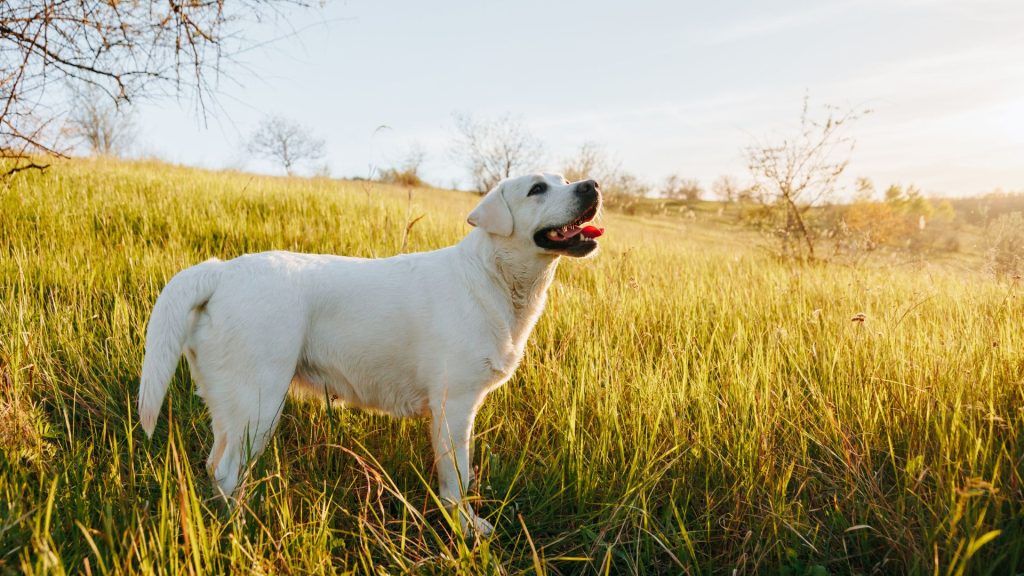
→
(576, 180, 600, 198)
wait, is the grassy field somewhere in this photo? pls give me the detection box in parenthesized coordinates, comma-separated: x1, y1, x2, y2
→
(1, 158, 1022, 575)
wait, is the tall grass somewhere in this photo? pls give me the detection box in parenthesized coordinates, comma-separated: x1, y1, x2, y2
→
(1, 157, 1021, 574)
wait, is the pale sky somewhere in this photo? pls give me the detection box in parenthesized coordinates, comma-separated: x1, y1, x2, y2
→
(134, 0, 1024, 197)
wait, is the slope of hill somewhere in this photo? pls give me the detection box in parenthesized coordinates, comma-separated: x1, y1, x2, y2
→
(1, 158, 1021, 574)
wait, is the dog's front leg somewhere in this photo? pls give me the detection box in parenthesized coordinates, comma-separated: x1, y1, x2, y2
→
(430, 395, 493, 536)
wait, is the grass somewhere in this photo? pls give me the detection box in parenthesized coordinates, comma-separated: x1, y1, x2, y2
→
(1, 157, 1022, 574)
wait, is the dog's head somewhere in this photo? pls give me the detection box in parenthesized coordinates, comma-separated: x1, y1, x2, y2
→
(467, 173, 603, 258)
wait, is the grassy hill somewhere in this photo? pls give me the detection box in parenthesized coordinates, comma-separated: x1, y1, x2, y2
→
(1, 158, 1021, 574)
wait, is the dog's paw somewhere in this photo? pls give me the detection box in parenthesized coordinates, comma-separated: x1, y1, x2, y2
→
(458, 510, 494, 537)
(471, 514, 494, 537)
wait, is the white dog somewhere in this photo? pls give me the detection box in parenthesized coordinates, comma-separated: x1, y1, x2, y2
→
(137, 173, 603, 535)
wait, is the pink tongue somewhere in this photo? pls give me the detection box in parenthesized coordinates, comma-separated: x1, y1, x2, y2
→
(581, 225, 604, 239)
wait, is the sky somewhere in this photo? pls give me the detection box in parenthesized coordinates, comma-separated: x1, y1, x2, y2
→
(133, 0, 1024, 197)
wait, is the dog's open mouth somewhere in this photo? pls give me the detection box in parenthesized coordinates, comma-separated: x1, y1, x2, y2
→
(534, 203, 603, 256)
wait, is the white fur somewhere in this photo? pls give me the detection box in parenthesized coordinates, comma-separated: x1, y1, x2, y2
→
(137, 173, 601, 535)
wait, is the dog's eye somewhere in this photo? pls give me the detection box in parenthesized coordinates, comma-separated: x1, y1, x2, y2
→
(527, 183, 547, 197)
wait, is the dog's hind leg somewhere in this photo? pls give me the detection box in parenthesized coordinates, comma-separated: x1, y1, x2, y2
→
(184, 346, 228, 481)
(206, 367, 294, 500)
(194, 326, 300, 502)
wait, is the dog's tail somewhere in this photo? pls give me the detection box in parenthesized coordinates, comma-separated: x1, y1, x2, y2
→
(138, 259, 223, 437)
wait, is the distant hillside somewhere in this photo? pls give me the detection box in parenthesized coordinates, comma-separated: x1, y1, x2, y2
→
(946, 193, 1024, 225)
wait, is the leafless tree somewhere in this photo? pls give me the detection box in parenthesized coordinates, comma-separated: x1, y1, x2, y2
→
(451, 113, 543, 193)
(66, 86, 135, 156)
(0, 0, 312, 175)
(561, 141, 616, 183)
(712, 175, 740, 203)
(561, 141, 636, 200)
(248, 114, 325, 176)
(661, 174, 702, 203)
(609, 172, 651, 199)
(746, 96, 867, 261)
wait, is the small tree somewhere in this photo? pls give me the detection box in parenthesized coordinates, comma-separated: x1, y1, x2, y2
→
(379, 143, 428, 187)
(562, 141, 616, 183)
(661, 174, 702, 203)
(609, 172, 651, 198)
(746, 96, 867, 261)
(560, 141, 650, 208)
(66, 86, 135, 156)
(853, 176, 875, 201)
(712, 175, 740, 203)
(451, 113, 544, 193)
(248, 115, 326, 176)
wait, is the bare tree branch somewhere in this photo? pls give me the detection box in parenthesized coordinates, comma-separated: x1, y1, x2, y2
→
(746, 95, 869, 261)
(1, 0, 315, 176)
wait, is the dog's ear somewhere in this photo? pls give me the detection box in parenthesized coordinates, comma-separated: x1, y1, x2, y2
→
(467, 181, 514, 237)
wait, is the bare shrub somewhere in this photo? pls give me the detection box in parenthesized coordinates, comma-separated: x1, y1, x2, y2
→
(378, 168, 424, 187)
(985, 212, 1024, 278)
(661, 174, 702, 203)
(746, 96, 868, 261)
(561, 141, 649, 209)
(379, 144, 428, 187)
(606, 172, 651, 213)
(712, 175, 739, 203)
(562, 141, 614, 183)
